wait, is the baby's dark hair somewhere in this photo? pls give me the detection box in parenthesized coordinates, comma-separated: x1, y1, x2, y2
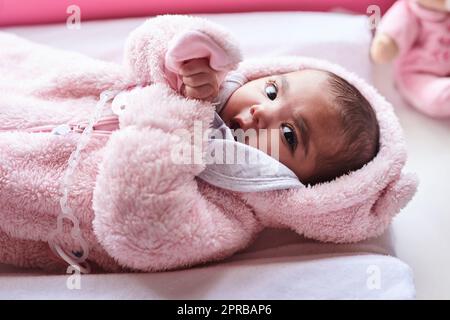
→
(310, 72, 380, 185)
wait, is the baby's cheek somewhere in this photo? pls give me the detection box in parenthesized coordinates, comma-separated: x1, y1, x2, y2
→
(277, 147, 295, 171)
(248, 128, 276, 160)
(263, 128, 280, 161)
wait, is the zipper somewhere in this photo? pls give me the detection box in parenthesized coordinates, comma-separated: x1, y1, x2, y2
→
(0, 85, 137, 136)
(73, 115, 120, 135)
(0, 115, 120, 136)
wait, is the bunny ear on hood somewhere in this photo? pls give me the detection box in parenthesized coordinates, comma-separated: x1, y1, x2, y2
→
(238, 56, 418, 243)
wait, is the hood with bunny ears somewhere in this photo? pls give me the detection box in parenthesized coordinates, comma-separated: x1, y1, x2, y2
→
(91, 15, 418, 272)
(234, 56, 418, 243)
(122, 14, 418, 244)
(0, 14, 418, 274)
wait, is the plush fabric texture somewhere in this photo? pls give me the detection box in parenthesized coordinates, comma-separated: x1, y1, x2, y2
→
(0, 15, 417, 273)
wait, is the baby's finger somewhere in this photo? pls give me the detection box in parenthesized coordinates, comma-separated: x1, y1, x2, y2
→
(182, 72, 217, 88)
(179, 58, 212, 76)
(185, 84, 216, 100)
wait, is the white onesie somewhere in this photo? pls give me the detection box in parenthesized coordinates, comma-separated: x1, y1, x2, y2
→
(198, 71, 304, 192)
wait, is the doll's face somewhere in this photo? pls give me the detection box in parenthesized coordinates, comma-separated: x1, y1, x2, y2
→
(219, 69, 344, 184)
(416, 0, 449, 12)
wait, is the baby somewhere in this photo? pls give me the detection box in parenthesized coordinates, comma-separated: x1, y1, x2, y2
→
(0, 14, 416, 273)
(179, 58, 380, 185)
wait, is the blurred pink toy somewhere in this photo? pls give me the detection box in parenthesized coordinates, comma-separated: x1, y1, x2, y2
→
(371, 0, 450, 117)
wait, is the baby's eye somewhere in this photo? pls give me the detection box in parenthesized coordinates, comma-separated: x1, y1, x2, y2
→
(281, 124, 297, 151)
(265, 81, 278, 100)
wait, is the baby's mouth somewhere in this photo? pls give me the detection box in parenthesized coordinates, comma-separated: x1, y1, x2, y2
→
(229, 118, 241, 130)
(229, 118, 241, 141)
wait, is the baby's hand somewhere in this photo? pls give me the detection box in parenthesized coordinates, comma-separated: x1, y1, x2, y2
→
(179, 58, 220, 101)
(370, 33, 399, 64)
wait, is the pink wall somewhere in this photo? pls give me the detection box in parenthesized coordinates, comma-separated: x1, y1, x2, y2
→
(0, 0, 396, 27)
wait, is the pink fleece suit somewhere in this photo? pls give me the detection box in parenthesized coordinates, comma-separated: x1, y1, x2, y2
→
(378, 0, 450, 117)
(0, 15, 417, 273)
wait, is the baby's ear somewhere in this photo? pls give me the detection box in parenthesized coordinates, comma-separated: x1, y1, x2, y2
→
(301, 172, 418, 243)
(371, 172, 418, 220)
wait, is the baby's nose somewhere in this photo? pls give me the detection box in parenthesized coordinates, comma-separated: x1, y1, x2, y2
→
(250, 105, 269, 129)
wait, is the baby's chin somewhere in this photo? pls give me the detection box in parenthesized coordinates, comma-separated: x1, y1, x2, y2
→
(218, 103, 230, 121)
(219, 96, 248, 128)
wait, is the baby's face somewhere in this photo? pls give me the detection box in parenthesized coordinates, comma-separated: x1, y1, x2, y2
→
(219, 69, 343, 183)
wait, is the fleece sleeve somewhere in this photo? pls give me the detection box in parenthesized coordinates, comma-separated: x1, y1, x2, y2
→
(123, 14, 242, 87)
(92, 83, 259, 272)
